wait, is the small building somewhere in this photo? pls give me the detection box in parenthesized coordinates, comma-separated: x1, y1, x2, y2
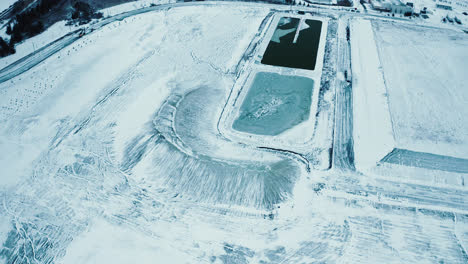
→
(370, 0, 413, 14)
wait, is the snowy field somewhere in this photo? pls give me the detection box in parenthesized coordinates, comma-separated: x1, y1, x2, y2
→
(351, 17, 467, 194)
(0, 1, 176, 69)
(350, 19, 394, 171)
(0, 0, 16, 14)
(373, 20, 468, 159)
(0, 2, 467, 264)
(351, 17, 468, 174)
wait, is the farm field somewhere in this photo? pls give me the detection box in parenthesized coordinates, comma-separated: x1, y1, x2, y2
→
(373, 20, 468, 160)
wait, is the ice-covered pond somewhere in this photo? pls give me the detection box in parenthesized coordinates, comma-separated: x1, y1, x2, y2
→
(232, 72, 314, 136)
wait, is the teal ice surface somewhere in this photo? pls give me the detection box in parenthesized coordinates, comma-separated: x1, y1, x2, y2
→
(232, 72, 314, 136)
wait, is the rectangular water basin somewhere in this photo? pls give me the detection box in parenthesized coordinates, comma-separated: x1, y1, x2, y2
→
(261, 17, 322, 71)
(232, 72, 314, 136)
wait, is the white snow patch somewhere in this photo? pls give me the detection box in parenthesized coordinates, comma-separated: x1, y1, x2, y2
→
(112, 73, 173, 162)
(0, 0, 16, 14)
(59, 218, 190, 264)
(350, 19, 395, 171)
(373, 20, 468, 158)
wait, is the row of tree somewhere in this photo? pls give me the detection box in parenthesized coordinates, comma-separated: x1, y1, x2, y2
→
(1, 0, 61, 57)
(0, 37, 15, 57)
(337, 0, 353, 7)
(9, 0, 61, 41)
(70, 1, 103, 25)
(1, 1, 103, 58)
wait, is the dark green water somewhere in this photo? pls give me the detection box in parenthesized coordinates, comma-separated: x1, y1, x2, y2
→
(261, 17, 322, 71)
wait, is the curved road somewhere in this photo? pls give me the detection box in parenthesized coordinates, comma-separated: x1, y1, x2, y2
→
(0, 1, 284, 84)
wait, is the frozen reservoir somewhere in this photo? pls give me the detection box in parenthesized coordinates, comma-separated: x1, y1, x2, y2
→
(232, 72, 314, 136)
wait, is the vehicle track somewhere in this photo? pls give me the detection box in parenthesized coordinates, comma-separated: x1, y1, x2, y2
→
(332, 16, 354, 171)
(381, 148, 468, 174)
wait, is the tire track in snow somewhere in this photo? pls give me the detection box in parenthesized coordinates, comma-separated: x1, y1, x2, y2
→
(332, 16, 354, 171)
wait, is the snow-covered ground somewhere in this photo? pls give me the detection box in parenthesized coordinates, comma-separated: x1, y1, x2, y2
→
(350, 18, 395, 171)
(0, 2, 467, 264)
(0, 0, 16, 14)
(0, 0, 176, 69)
(350, 16, 468, 173)
(0, 21, 81, 68)
(0, 3, 272, 185)
(373, 19, 468, 159)
(410, 0, 468, 27)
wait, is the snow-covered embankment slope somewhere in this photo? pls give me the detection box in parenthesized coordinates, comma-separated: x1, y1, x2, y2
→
(350, 19, 395, 171)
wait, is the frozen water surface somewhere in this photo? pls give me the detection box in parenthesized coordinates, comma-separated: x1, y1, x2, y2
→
(232, 72, 314, 136)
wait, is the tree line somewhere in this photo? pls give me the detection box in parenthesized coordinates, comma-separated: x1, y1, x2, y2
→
(0, 0, 102, 58)
(1, 0, 61, 57)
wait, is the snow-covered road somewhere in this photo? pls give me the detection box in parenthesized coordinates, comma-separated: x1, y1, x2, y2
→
(332, 16, 354, 171)
(0, 2, 190, 84)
